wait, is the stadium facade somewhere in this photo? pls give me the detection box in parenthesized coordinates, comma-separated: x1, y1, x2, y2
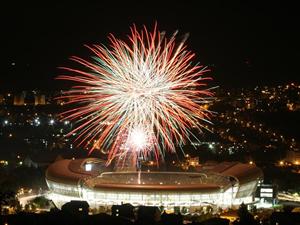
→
(46, 158, 263, 209)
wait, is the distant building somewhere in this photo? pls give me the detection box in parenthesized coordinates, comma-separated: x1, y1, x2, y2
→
(12, 91, 47, 106)
(13, 93, 25, 106)
(285, 151, 300, 165)
(34, 95, 46, 105)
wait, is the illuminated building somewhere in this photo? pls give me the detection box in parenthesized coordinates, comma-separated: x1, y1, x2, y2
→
(46, 158, 263, 209)
(34, 94, 46, 105)
(285, 151, 300, 165)
(13, 93, 25, 106)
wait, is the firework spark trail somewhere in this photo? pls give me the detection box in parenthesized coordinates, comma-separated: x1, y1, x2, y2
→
(57, 24, 214, 167)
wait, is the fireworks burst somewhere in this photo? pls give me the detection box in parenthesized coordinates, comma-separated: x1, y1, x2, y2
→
(57, 24, 214, 167)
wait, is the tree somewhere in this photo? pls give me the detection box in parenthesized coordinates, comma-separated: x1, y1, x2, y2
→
(237, 202, 257, 225)
(0, 190, 19, 214)
(30, 196, 51, 209)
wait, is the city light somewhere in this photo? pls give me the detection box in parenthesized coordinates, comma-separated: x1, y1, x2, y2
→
(34, 118, 41, 126)
(0, 160, 8, 166)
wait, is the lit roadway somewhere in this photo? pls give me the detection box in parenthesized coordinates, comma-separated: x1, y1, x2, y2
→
(18, 193, 42, 206)
(278, 192, 300, 203)
(17, 191, 50, 207)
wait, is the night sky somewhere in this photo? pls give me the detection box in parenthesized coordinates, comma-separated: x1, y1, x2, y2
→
(1, 1, 299, 91)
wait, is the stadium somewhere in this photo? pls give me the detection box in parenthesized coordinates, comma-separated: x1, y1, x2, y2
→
(46, 158, 263, 209)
